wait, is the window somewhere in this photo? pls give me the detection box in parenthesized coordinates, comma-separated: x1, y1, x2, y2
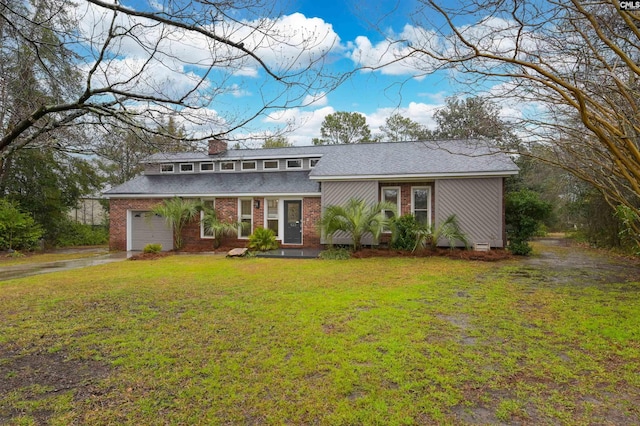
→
(239, 199, 253, 238)
(381, 187, 400, 228)
(266, 199, 279, 236)
(241, 161, 257, 170)
(200, 199, 215, 238)
(160, 164, 174, 173)
(200, 163, 214, 172)
(286, 159, 302, 169)
(310, 158, 319, 168)
(180, 163, 194, 173)
(220, 162, 235, 171)
(264, 160, 279, 170)
(412, 187, 431, 225)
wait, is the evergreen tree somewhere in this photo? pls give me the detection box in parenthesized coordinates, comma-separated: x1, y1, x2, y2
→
(379, 114, 431, 142)
(314, 112, 373, 145)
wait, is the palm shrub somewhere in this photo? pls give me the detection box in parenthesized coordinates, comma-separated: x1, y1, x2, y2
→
(390, 214, 419, 250)
(248, 227, 279, 251)
(143, 243, 162, 253)
(414, 214, 470, 251)
(201, 207, 244, 249)
(151, 197, 201, 250)
(319, 198, 397, 251)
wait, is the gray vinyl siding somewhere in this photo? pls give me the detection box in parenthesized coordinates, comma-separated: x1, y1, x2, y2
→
(434, 178, 505, 248)
(320, 181, 378, 245)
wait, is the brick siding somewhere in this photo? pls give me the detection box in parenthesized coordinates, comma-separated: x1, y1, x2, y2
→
(301, 197, 321, 247)
(109, 198, 165, 251)
(379, 182, 435, 222)
(109, 196, 323, 251)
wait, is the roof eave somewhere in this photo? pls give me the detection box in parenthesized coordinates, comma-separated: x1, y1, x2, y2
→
(103, 191, 322, 199)
(309, 171, 519, 181)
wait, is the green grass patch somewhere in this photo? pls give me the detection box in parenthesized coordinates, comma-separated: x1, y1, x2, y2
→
(0, 249, 107, 267)
(0, 255, 639, 424)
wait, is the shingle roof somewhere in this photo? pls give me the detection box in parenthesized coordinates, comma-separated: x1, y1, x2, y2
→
(107, 140, 517, 197)
(143, 140, 518, 178)
(104, 171, 319, 197)
(308, 140, 518, 178)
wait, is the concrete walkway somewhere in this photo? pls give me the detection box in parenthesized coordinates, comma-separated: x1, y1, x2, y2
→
(255, 248, 322, 259)
(0, 251, 128, 281)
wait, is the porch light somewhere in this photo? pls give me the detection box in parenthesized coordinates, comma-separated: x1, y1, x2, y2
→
(254, 199, 260, 209)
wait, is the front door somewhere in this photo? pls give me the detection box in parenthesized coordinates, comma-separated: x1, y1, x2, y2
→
(283, 200, 302, 244)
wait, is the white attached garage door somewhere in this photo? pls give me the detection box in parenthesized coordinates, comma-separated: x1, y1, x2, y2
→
(130, 211, 174, 251)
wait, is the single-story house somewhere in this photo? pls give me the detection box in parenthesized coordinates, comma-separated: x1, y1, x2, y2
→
(103, 139, 518, 251)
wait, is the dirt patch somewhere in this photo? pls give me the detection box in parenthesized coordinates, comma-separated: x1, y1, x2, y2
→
(351, 247, 512, 261)
(0, 347, 112, 424)
(128, 245, 247, 260)
(127, 252, 173, 261)
(522, 237, 640, 285)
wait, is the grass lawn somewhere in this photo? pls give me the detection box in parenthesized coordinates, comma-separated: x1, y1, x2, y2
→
(1, 250, 639, 425)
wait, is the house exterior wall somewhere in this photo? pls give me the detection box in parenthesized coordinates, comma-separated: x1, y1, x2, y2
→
(320, 180, 378, 245)
(110, 196, 322, 251)
(303, 197, 322, 247)
(379, 181, 435, 220)
(434, 177, 505, 248)
(109, 198, 166, 251)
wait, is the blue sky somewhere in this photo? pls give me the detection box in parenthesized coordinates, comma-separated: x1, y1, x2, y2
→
(252, 0, 458, 144)
(80, 0, 499, 145)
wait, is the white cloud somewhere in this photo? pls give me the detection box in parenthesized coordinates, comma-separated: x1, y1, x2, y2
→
(229, 83, 251, 98)
(74, 4, 343, 76)
(303, 92, 328, 107)
(263, 106, 335, 145)
(234, 67, 259, 78)
(81, 56, 213, 105)
(348, 24, 440, 78)
(366, 102, 440, 134)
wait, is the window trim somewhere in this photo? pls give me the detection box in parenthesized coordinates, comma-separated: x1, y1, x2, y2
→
(160, 163, 175, 173)
(200, 162, 214, 172)
(309, 158, 319, 168)
(381, 186, 401, 232)
(179, 163, 194, 173)
(200, 198, 216, 239)
(264, 198, 280, 239)
(286, 159, 302, 169)
(263, 160, 279, 170)
(238, 198, 253, 239)
(241, 160, 257, 171)
(220, 161, 235, 171)
(411, 186, 432, 227)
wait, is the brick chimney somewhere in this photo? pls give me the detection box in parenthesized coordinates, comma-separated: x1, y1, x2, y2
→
(208, 139, 227, 155)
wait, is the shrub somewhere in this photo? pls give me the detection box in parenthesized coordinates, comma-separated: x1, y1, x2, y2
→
(5, 250, 26, 258)
(505, 190, 552, 255)
(201, 207, 243, 249)
(319, 198, 396, 251)
(151, 197, 201, 250)
(143, 243, 163, 254)
(54, 220, 109, 247)
(0, 199, 43, 251)
(413, 214, 470, 251)
(390, 214, 419, 250)
(319, 248, 352, 260)
(247, 227, 279, 251)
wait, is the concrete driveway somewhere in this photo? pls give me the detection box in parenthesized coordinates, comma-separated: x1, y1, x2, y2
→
(0, 249, 128, 281)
